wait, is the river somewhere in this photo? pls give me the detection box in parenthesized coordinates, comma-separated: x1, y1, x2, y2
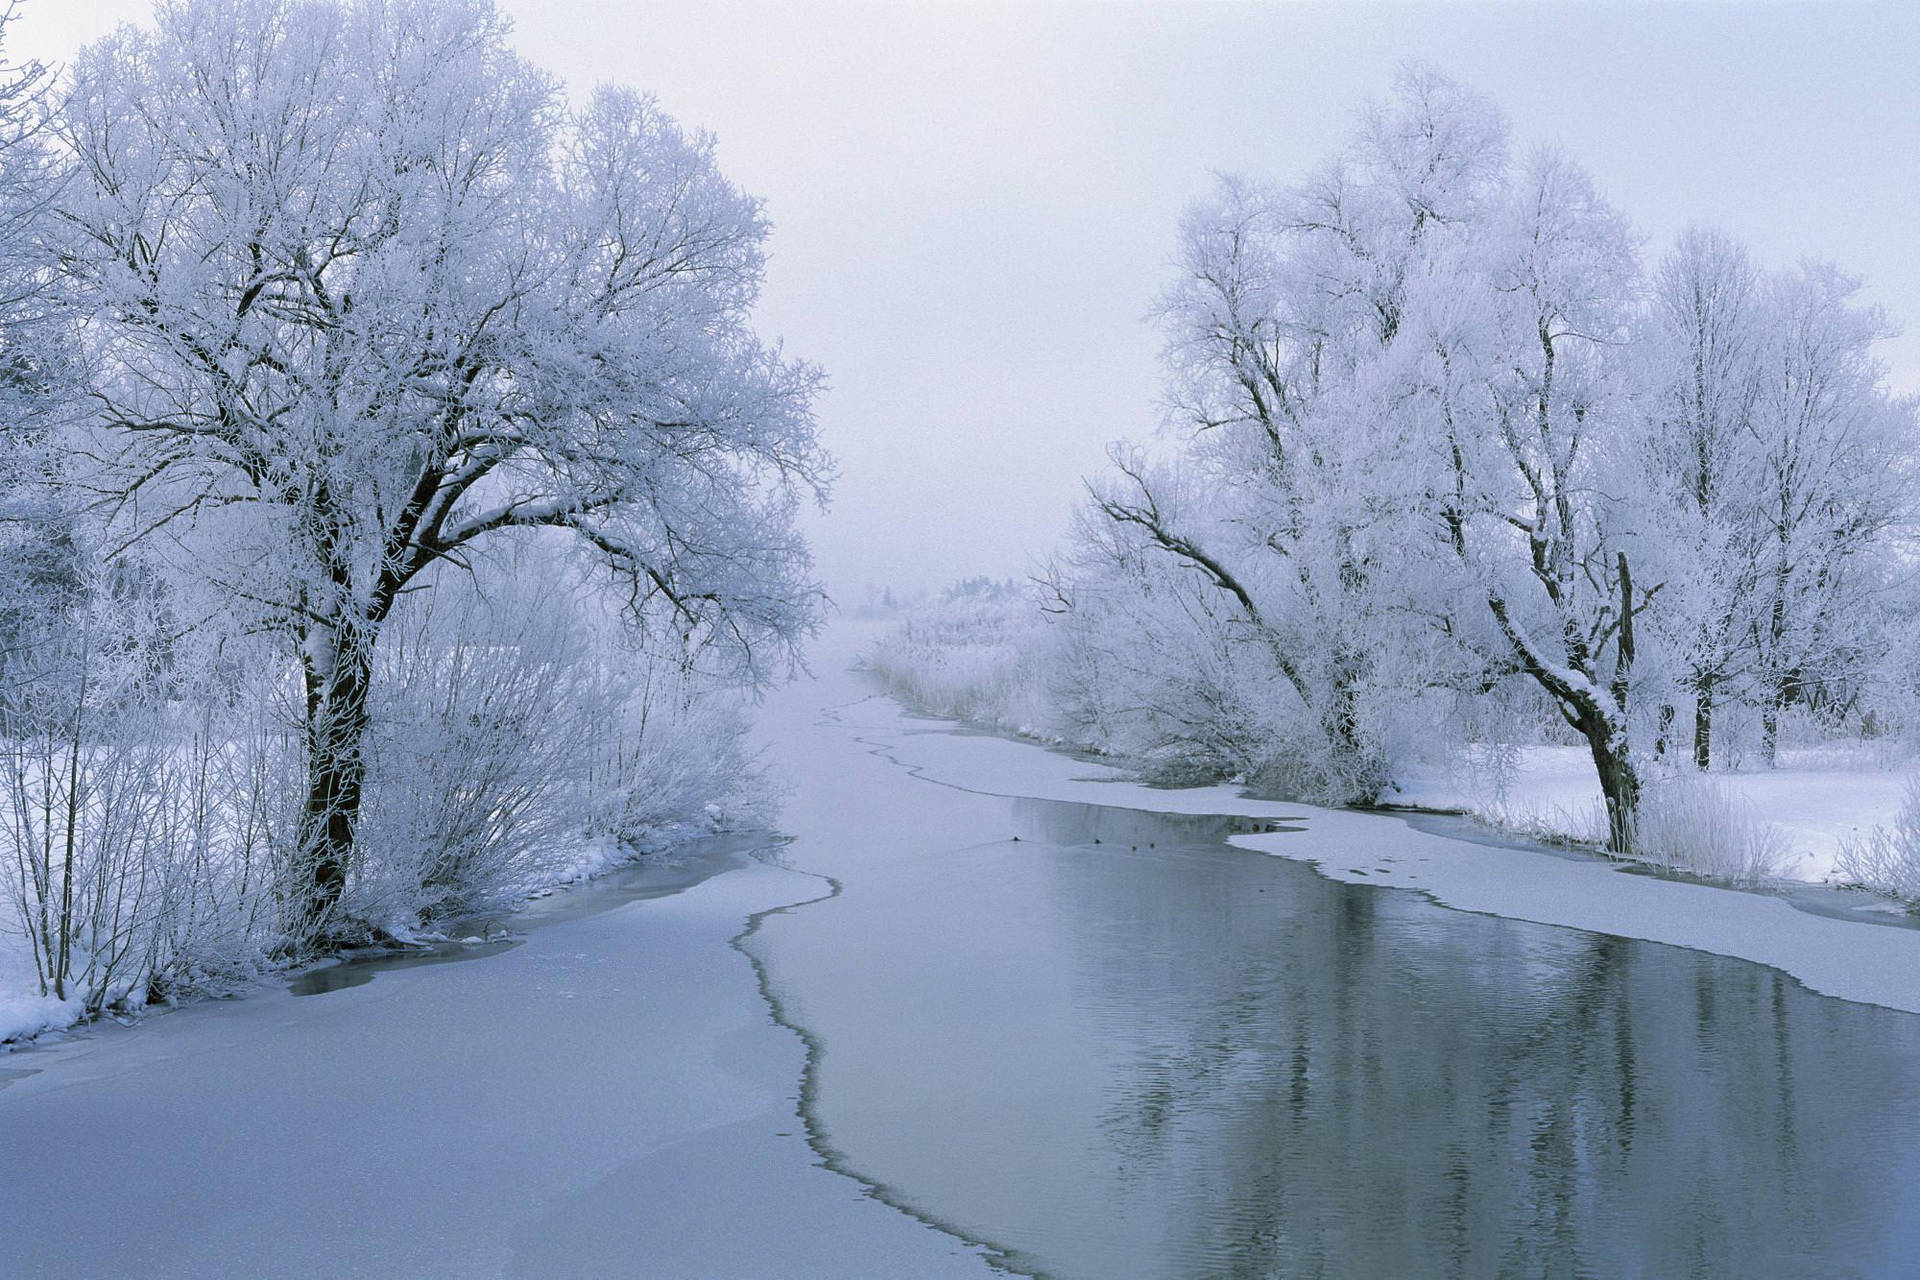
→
(750, 652, 1920, 1279)
(5, 632, 1920, 1277)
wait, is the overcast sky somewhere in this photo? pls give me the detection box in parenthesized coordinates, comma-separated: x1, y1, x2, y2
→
(12, 1, 1919, 601)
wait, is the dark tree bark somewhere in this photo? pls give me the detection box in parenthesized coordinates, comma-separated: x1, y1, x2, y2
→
(1584, 707, 1643, 856)
(1485, 551, 1647, 856)
(1692, 672, 1715, 771)
(1324, 640, 1387, 800)
(295, 636, 373, 942)
(1600, 550, 1642, 854)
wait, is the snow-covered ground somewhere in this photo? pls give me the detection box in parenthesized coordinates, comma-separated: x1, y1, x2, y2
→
(861, 711, 1920, 1016)
(1392, 744, 1915, 883)
(0, 984, 81, 1046)
(1, 843, 998, 1278)
(0, 831, 666, 1046)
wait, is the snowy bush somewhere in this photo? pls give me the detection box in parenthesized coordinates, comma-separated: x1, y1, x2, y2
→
(1632, 777, 1791, 887)
(1455, 774, 1792, 885)
(345, 584, 601, 930)
(869, 567, 1401, 801)
(345, 564, 769, 934)
(1474, 796, 1609, 849)
(579, 672, 770, 851)
(1, 709, 185, 1011)
(141, 694, 305, 997)
(1835, 777, 1920, 904)
(866, 579, 1056, 733)
(0, 592, 301, 1018)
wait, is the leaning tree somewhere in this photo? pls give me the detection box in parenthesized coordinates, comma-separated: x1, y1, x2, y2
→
(56, 0, 828, 941)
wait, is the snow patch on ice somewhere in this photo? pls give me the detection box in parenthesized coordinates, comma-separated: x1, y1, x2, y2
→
(857, 700, 1920, 1016)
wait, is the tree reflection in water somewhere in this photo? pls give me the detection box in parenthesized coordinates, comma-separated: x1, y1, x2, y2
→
(1043, 803, 1920, 1279)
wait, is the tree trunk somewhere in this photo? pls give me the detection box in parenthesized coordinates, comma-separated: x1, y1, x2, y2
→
(1692, 671, 1714, 771)
(1486, 588, 1642, 856)
(1584, 718, 1642, 857)
(1761, 551, 1790, 770)
(1597, 551, 1643, 854)
(1324, 644, 1387, 804)
(296, 641, 373, 943)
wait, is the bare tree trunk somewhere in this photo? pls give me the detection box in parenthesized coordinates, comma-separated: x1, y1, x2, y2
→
(296, 640, 373, 944)
(52, 643, 90, 1002)
(1323, 643, 1387, 804)
(1598, 550, 1643, 855)
(1692, 671, 1714, 771)
(1487, 552, 1647, 854)
(1587, 722, 1642, 856)
(1491, 590, 1645, 858)
(1761, 549, 1790, 769)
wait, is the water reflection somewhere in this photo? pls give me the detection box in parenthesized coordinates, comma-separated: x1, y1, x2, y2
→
(759, 793, 1920, 1279)
(1073, 843, 1911, 1279)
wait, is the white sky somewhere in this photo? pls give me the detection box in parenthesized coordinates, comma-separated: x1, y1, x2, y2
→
(12, 1, 1919, 600)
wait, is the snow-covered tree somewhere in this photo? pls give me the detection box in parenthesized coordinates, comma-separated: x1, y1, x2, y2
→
(1637, 235, 1915, 769)
(1420, 148, 1652, 851)
(1742, 263, 1913, 762)
(1075, 71, 1665, 848)
(1074, 67, 1512, 802)
(56, 0, 828, 940)
(0, 3, 76, 722)
(1639, 227, 1766, 769)
(868, 63, 1918, 867)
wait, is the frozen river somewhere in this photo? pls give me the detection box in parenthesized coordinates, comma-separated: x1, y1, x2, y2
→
(8, 632, 1920, 1276)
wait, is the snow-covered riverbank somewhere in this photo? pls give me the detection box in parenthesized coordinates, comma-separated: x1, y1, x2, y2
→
(861, 702, 1920, 1016)
(0, 831, 704, 1046)
(1394, 743, 1914, 884)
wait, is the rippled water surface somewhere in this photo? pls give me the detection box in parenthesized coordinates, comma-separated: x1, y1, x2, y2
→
(753, 731, 1920, 1280)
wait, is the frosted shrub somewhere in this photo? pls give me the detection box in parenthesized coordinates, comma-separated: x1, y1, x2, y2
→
(1836, 777, 1920, 904)
(1633, 777, 1791, 887)
(1, 706, 178, 1012)
(870, 569, 1383, 799)
(866, 581, 1052, 731)
(1046, 571, 1284, 785)
(141, 697, 303, 997)
(1, 550, 771, 1022)
(0, 608, 297, 1016)
(582, 677, 768, 847)
(345, 566, 769, 934)
(1475, 797, 1609, 848)
(347, 590, 600, 929)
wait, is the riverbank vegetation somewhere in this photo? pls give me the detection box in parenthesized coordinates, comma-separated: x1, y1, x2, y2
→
(0, 0, 823, 1039)
(870, 67, 1918, 892)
